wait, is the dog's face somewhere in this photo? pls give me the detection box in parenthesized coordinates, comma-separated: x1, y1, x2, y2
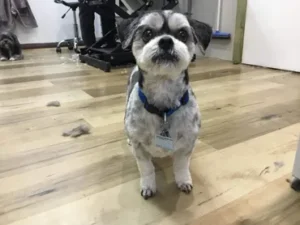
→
(0, 33, 14, 55)
(118, 11, 212, 77)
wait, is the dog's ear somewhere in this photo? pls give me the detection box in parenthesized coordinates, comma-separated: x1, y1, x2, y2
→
(117, 17, 140, 50)
(189, 19, 213, 51)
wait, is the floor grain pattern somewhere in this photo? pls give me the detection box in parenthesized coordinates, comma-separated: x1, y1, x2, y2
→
(0, 48, 299, 225)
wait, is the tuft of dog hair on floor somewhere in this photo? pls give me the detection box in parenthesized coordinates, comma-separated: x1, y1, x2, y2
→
(47, 101, 61, 107)
(62, 124, 90, 138)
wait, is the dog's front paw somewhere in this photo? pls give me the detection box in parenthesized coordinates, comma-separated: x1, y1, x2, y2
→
(174, 168, 193, 194)
(141, 188, 155, 199)
(178, 182, 193, 194)
(10, 55, 23, 61)
(140, 176, 156, 200)
(0, 57, 8, 61)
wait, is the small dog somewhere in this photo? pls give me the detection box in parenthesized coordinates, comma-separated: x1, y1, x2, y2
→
(0, 31, 23, 61)
(119, 10, 212, 199)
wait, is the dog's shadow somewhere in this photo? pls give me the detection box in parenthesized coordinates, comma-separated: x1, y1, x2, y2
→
(112, 142, 195, 224)
(152, 158, 195, 211)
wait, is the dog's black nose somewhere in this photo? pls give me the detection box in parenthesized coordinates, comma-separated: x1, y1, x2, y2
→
(158, 37, 174, 51)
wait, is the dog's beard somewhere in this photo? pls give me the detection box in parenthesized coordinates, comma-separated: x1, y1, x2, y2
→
(133, 36, 194, 77)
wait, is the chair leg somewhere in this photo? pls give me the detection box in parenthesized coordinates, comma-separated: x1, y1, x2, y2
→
(72, 9, 82, 54)
(73, 37, 79, 53)
(56, 39, 68, 53)
(57, 39, 69, 48)
(56, 9, 82, 54)
(72, 36, 84, 53)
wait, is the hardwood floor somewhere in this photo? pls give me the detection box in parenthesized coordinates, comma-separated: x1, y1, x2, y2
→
(0, 49, 300, 225)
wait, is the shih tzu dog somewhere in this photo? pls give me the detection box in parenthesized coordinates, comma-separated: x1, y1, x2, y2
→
(119, 10, 212, 199)
(0, 31, 23, 61)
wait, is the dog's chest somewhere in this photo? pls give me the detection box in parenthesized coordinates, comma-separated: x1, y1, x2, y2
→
(146, 144, 173, 158)
(125, 88, 200, 158)
(129, 113, 198, 157)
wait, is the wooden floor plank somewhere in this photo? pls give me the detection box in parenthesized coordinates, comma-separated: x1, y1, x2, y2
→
(0, 71, 93, 84)
(189, 175, 300, 225)
(0, 94, 125, 125)
(0, 49, 300, 225)
(0, 81, 54, 94)
(0, 90, 92, 113)
(1, 123, 298, 225)
(201, 99, 300, 149)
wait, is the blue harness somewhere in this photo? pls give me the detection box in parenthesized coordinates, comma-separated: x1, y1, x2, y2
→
(138, 87, 189, 118)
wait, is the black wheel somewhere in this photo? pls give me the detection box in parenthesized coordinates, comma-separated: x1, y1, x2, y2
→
(79, 55, 85, 63)
(56, 48, 62, 53)
(191, 54, 196, 62)
(103, 63, 111, 72)
(291, 177, 300, 192)
(67, 41, 74, 50)
(104, 66, 111, 72)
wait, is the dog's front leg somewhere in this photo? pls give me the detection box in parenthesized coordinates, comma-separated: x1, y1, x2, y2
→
(0, 53, 8, 61)
(10, 54, 24, 61)
(132, 142, 156, 199)
(173, 149, 193, 194)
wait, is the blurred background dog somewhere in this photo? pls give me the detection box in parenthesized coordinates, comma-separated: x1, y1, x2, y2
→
(0, 31, 23, 61)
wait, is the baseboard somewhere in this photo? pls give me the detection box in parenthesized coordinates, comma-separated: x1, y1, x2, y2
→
(21, 42, 58, 49)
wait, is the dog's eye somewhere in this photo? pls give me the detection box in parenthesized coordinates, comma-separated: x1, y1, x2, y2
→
(177, 29, 188, 43)
(142, 29, 153, 43)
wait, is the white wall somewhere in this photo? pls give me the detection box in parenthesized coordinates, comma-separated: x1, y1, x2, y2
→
(180, 0, 237, 61)
(16, 0, 102, 44)
(243, 0, 300, 72)
(17, 0, 154, 44)
(18, 0, 238, 61)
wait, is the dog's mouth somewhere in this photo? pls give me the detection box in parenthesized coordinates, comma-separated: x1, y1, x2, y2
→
(152, 52, 179, 64)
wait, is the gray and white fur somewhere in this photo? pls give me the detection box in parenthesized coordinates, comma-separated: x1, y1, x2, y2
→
(0, 31, 23, 61)
(119, 10, 212, 199)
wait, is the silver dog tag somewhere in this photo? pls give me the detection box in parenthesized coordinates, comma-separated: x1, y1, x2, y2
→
(155, 134, 174, 151)
(155, 113, 174, 151)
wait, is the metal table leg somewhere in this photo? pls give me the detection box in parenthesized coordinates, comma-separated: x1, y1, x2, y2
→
(291, 137, 300, 191)
(187, 0, 192, 19)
